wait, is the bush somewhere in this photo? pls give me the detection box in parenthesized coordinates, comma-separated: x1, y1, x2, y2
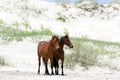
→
(0, 19, 4, 25)
(56, 13, 67, 22)
(0, 56, 5, 65)
(65, 37, 119, 69)
(57, 16, 66, 22)
(65, 40, 98, 69)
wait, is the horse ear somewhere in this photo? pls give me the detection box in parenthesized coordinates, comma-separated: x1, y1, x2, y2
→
(59, 37, 63, 43)
(65, 34, 68, 38)
(52, 35, 55, 38)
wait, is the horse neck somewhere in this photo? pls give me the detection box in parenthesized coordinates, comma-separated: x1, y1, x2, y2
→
(59, 41, 64, 50)
(47, 40, 54, 50)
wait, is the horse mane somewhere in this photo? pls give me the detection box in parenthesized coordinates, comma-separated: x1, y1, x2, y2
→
(59, 37, 64, 44)
(59, 35, 68, 44)
(49, 35, 58, 46)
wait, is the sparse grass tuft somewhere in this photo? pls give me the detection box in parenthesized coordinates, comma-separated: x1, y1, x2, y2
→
(12, 21, 19, 29)
(56, 13, 67, 22)
(40, 28, 53, 35)
(0, 19, 4, 24)
(63, 28, 69, 35)
(0, 56, 6, 66)
(22, 19, 31, 29)
(57, 16, 66, 22)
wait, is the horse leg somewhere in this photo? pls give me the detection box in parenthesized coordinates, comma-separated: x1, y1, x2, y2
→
(53, 57, 58, 75)
(55, 60, 59, 75)
(50, 58, 54, 75)
(44, 59, 49, 75)
(38, 56, 41, 74)
(55, 67, 57, 75)
(43, 57, 48, 75)
(61, 60, 64, 75)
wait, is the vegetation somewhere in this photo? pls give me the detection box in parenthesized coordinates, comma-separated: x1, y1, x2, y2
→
(0, 19, 4, 24)
(0, 24, 120, 69)
(0, 56, 6, 66)
(22, 19, 31, 29)
(65, 37, 120, 69)
(0, 25, 53, 44)
(57, 16, 66, 22)
(0, 21, 120, 69)
(56, 13, 67, 22)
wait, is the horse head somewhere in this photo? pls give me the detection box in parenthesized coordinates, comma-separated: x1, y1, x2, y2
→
(60, 35, 73, 48)
(51, 35, 60, 50)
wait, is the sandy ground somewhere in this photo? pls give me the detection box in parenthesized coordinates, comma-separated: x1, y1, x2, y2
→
(0, 0, 120, 42)
(0, 41, 120, 80)
(0, 0, 120, 80)
(0, 67, 120, 80)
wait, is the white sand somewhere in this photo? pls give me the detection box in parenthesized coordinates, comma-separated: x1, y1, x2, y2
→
(0, 0, 120, 80)
(0, 41, 120, 80)
(0, 0, 120, 42)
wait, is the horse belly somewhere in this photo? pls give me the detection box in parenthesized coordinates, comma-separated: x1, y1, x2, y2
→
(38, 42, 48, 56)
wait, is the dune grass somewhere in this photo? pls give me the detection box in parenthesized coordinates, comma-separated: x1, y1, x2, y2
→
(0, 25, 53, 44)
(0, 56, 6, 66)
(65, 37, 120, 69)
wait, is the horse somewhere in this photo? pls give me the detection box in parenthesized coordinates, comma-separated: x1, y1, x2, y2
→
(37, 35, 60, 75)
(53, 35, 73, 75)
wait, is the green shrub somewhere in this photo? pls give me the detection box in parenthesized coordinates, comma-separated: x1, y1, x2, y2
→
(0, 19, 4, 24)
(57, 16, 66, 22)
(65, 40, 98, 69)
(65, 37, 119, 69)
(22, 19, 31, 29)
(0, 56, 5, 65)
(56, 13, 67, 22)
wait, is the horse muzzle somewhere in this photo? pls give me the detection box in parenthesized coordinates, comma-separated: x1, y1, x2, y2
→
(69, 45, 73, 48)
(56, 47, 60, 50)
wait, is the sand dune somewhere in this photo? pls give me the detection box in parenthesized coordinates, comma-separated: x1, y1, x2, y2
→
(0, 0, 120, 80)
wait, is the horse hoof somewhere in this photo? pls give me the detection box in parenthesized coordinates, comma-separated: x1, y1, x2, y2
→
(55, 72, 58, 75)
(62, 73, 64, 76)
(45, 72, 50, 75)
(38, 72, 40, 74)
(51, 72, 54, 75)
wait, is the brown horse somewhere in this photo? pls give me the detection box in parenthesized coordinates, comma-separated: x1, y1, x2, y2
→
(53, 35, 73, 75)
(37, 35, 60, 75)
